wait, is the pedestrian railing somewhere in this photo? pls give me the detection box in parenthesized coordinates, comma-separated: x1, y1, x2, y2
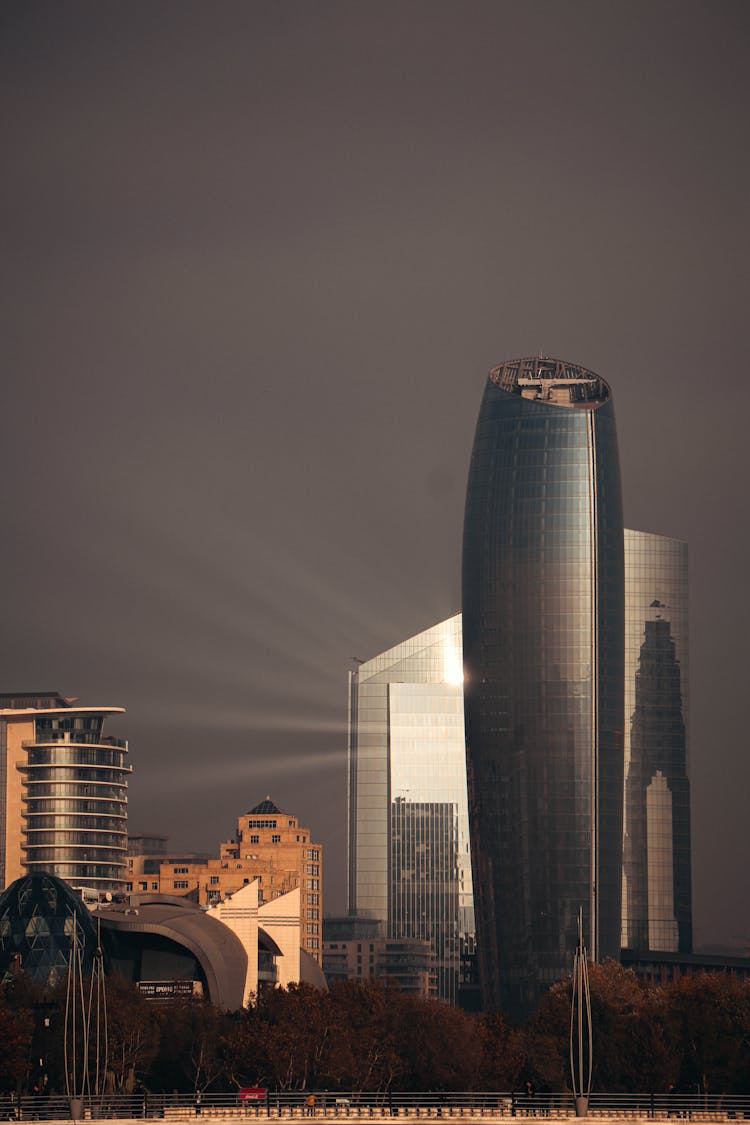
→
(0, 1092, 748, 1123)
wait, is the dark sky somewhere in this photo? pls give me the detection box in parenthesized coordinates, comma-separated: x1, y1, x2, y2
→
(2, 1, 749, 949)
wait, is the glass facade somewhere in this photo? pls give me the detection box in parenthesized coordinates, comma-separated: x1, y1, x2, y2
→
(462, 356, 624, 1019)
(348, 615, 475, 1004)
(0, 873, 99, 985)
(622, 530, 691, 952)
(21, 713, 130, 892)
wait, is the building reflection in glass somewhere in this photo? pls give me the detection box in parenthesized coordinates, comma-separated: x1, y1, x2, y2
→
(622, 530, 692, 953)
(348, 615, 475, 1005)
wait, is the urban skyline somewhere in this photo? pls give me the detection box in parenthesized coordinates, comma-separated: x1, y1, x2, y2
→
(2, 2, 749, 953)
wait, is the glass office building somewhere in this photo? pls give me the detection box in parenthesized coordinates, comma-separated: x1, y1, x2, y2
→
(347, 615, 475, 1004)
(462, 356, 625, 1019)
(622, 530, 692, 953)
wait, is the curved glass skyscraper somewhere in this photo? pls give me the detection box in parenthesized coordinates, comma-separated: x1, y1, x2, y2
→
(462, 356, 625, 1018)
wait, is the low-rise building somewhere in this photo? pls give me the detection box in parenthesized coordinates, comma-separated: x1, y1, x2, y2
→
(127, 798, 323, 964)
(323, 916, 435, 997)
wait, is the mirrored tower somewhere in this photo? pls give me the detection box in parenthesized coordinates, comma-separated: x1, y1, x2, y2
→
(462, 356, 625, 1018)
(347, 615, 475, 1004)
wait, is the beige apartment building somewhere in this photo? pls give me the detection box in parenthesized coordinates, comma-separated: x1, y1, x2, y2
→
(128, 799, 323, 963)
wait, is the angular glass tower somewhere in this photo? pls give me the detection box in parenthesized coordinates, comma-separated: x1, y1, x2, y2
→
(622, 530, 692, 953)
(347, 615, 475, 1004)
(462, 356, 625, 1018)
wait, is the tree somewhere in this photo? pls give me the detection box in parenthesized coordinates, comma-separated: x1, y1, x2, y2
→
(104, 977, 160, 1093)
(665, 973, 750, 1094)
(476, 1011, 523, 1090)
(0, 1005, 35, 1092)
(152, 1000, 231, 1094)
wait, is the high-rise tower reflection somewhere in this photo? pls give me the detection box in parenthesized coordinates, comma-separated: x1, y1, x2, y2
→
(622, 530, 692, 953)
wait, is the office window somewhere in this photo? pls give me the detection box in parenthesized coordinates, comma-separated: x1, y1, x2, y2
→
(173, 867, 188, 874)
(271, 834, 281, 843)
(173, 880, 188, 889)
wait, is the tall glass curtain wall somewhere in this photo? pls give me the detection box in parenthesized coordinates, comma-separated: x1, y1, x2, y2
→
(348, 616, 475, 1004)
(622, 530, 691, 953)
(23, 713, 130, 890)
(462, 362, 624, 1019)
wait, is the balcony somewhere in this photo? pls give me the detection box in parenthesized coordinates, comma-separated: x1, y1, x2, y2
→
(25, 733, 128, 748)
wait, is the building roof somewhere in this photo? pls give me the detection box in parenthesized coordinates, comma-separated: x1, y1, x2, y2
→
(97, 896, 248, 1010)
(247, 796, 283, 815)
(0, 874, 100, 984)
(489, 355, 610, 408)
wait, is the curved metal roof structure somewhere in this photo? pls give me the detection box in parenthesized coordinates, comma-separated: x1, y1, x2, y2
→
(98, 896, 248, 1010)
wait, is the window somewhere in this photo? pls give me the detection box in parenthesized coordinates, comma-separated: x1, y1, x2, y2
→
(139, 881, 147, 891)
(305, 863, 319, 875)
(305, 849, 319, 861)
(288, 820, 294, 827)
(125, 882, 133, 892)
(306, 923, 319, 935)
(307, 893, 318, 905)
(249, 834, 259, 844)
(306, 879, 319, 890)
(210, 876, 219, 885)
(173, 867, 188, 874)
(173, 880, 188, 889)
(247, 818, 276, 828)
(271, 834, 281, 843)
(151, 882, 158, 890)
(306, 908, 319, 920)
